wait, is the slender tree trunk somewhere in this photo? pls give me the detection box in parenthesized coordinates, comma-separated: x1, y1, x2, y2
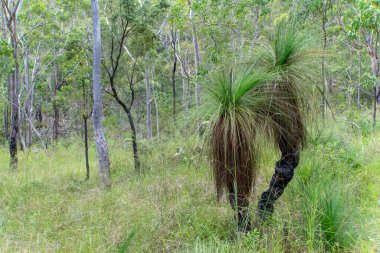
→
(180, 58, 188, 113)
(83, 116, 90, 180)
(53, 104, 59, 140)
(374, 87, 377, 128)
(52, 20, 59, 141)
(125, 109, 140, 172)
(36, 104, 42, 131)
(9, 14, 20, 169)
(2, 11, 9, 142)
(18, 107, 26, 151)
(369, 30, 379, 127)
(4, 106, 9, 141)
(82, 80, 91, 180)
(357, 47, 361, 110)
(321, 10, 327, 120)
(145, 67, 152, 140)
(151, 70, 160, 138)
(91, 0, 111, 187)
(53, 60, 59, 141)
(189, 5, 202, 138)
(171, 30, 177, 124)
(24, 46, 33, 147)
(252, 6, 260, 47)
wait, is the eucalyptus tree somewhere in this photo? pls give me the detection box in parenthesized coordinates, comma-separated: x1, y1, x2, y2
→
(352, 0, 380, 126)
(101, 0, 142, 173)
(17, 0, 47, 148)
(65, 24, 93, 180)
(101, 0, 165, 172)
(92, 0, 111, 187)
(294, 0, 337, 119)
(1, 0, 22, 168)
(0, 38, 13, 142)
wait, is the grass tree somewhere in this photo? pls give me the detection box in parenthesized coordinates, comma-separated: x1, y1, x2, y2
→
(204, 22, 318, 232)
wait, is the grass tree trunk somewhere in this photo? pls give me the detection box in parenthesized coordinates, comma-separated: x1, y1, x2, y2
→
(91, 0, 111, 187)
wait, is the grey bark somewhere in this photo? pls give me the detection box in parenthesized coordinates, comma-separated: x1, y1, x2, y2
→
(53, 50, 59, 140)
(179, 56, 188, 113)
(151, 69, 159, 138)
(24, 46, 33, 147)
(4, 107, 8, 141)
(2, 0, 22, 168)
(1, 7, 9, 141)
(91, 0, 111, 187)
(368, 29, 379, 127)
(251, 6, 260, 47)
(189, 6, 202, 139)
(145, 67, 152, 140)
(9, 20, 19, 168)
(170, 30, 177, 124)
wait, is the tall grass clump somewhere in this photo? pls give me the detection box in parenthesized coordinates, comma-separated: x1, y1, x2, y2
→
(285, 130, 369, 252)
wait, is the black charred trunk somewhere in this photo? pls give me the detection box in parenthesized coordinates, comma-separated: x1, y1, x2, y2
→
(258, 149, 299, 220)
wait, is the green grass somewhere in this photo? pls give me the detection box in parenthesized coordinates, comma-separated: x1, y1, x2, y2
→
(0, 116, 379, 252)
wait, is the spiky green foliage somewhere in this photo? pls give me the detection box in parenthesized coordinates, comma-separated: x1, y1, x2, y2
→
(205, 68, 274, 200)
(204, 21, 320, 203)
(256, 21, 320, 153)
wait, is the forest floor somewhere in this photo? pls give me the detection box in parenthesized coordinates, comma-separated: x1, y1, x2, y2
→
(0, 114, 379, 252)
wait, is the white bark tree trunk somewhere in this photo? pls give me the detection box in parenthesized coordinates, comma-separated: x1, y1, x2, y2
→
(91, 0, 111, 187)
(189, 6, 202, 138)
